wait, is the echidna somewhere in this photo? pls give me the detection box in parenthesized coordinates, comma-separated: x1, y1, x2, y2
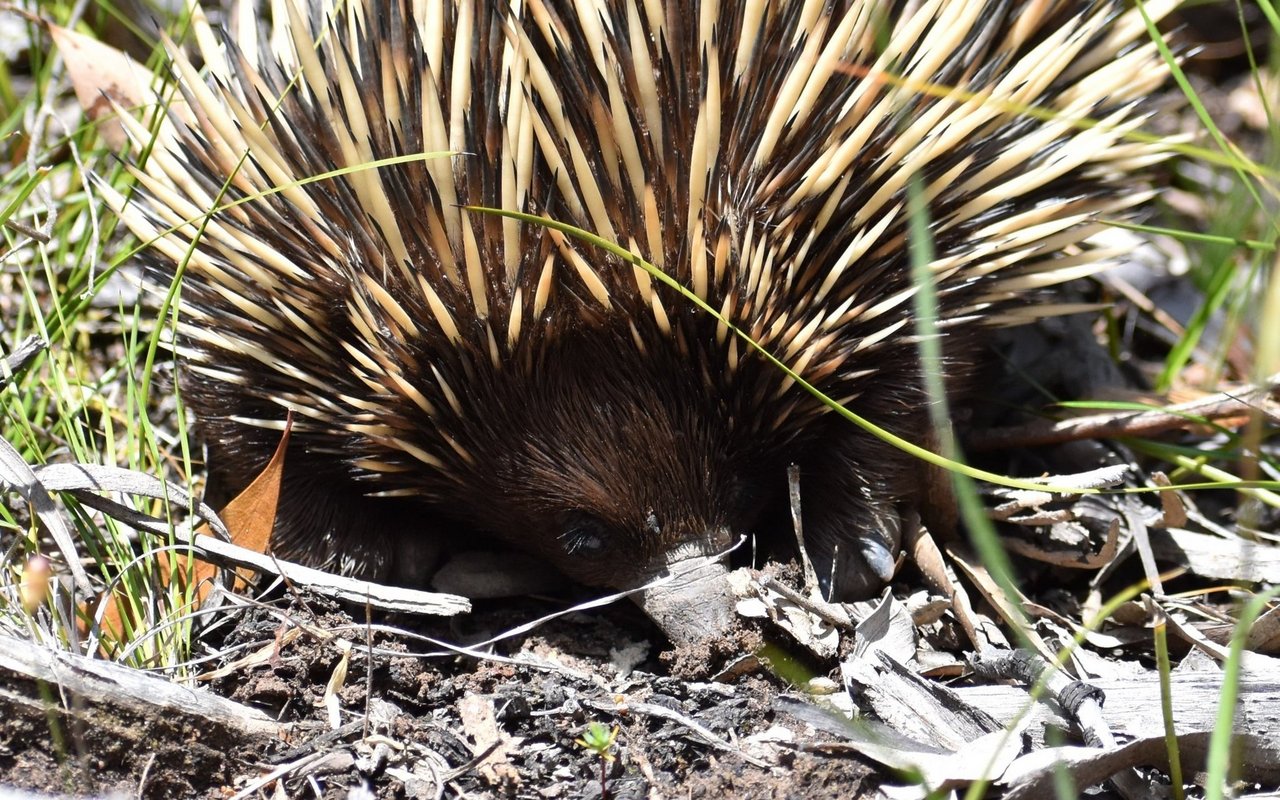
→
(107, 0, 1172, 642)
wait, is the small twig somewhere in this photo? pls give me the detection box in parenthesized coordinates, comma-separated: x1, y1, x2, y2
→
(968, 378, 1278, 452)
(759, 576, 854, 631)
(229, 751, 335, 800)
(2, 218, 49, 242)
(364, 594, 374, 741)
(787, 464, 821, 595)
(0, 335, 47, 388)
(440, 741, 502, 782)
(136, 752, 157, 800)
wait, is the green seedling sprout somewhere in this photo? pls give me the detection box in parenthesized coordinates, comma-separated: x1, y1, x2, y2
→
(575, 721, 620, 799)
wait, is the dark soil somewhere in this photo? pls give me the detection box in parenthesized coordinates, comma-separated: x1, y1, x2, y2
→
(0, 591, 878, 798)
(0, 664, 268, 797)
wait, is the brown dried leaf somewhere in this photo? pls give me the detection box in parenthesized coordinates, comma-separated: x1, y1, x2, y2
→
(1151, 472, 1187, 528)
(218, 416, 291, 573)
(91, 419, 289, 657)
(48, 23, 152, 151)
(910, 526, 997, 650)
(458, 693, 522, 790)
(176, 413, 291, 598)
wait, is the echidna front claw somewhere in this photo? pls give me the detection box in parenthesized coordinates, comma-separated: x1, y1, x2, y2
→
(857, 509, 902, 583)
(813, 502, 903, 602)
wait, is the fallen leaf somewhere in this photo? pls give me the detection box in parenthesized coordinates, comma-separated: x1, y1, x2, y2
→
(92, 417, 291, 656)
(48, 22, 153, 151)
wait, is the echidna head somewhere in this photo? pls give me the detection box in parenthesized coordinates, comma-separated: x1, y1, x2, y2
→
(431, 327, 768, 591)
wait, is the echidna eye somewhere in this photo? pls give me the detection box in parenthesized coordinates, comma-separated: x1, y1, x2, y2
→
(559, 512, 609, 557)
